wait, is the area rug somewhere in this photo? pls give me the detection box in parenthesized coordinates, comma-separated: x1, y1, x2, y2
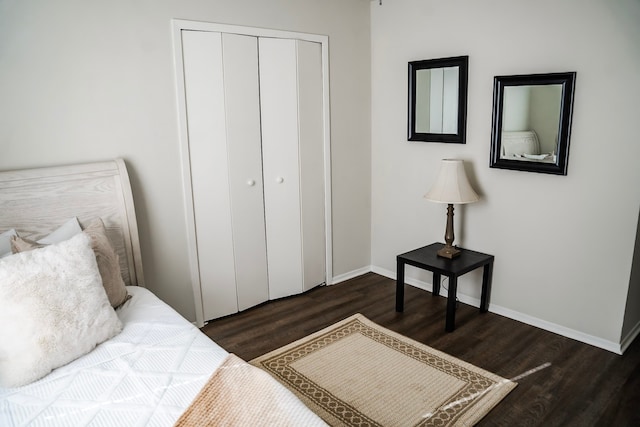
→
(250, 314, 516, 426)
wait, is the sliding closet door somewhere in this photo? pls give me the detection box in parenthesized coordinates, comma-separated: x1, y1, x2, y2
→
(221, 33, 269, 312)
(181, 31, 237, 319)
(259, 38, 325, 298)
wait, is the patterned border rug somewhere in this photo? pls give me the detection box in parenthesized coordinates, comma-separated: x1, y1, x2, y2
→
(250, 314, 516, 426)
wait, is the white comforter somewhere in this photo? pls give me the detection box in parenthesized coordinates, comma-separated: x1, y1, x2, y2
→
(0, 286, 229, 426)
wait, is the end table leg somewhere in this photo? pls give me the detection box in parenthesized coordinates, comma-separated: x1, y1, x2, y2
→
(445, 276, 458, 332)
(396, 258, 405, 312)
(480, 261, 493, 313)
(432, 273, 441, 297)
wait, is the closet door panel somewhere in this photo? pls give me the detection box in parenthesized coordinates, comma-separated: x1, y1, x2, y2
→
(181, 31, 238, 320)
(222, 33, 269, 311)
(259, 38, 304, 299)
(296, 40, 326, 291)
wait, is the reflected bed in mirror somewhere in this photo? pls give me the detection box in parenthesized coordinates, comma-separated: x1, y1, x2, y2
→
(490, 72, 576, 175)
(408, 56, 468, 144)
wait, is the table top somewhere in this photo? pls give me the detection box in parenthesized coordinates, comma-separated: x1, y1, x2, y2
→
(397, 243, 493, 276)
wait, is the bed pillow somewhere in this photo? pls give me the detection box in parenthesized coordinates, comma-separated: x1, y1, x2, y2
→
(11, 218, 130, 308)
(1, 218, 79, 258)
(0, 232, 123, 388)
(0, 229, 18, 258)
(83, 218, 130, 308)
(36, 217, 82, 245)
(501, 130, 541, 157)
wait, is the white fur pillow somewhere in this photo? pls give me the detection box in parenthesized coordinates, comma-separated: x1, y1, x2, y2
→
(0, 233, 123, 388)
(11, 218, 130, 309)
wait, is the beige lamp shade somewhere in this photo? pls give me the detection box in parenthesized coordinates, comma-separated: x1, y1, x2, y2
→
(424, 159, 479, 204)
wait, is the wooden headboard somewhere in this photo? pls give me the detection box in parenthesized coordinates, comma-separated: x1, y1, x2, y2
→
(0, 159, 145, 287)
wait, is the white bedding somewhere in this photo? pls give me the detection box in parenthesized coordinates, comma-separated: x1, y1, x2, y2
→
(0, 160, 327, 426)
(0, 286, 228, 426)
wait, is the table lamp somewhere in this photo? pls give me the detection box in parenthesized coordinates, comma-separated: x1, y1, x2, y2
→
(424, 159, 479, 258)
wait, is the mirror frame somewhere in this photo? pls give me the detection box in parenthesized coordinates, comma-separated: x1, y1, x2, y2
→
(408, 55, 468, 144)
(489, 72, 576, 175)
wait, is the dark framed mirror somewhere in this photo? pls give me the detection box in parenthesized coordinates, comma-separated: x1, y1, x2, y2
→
(408, 56, 468, 143)
(490, 72, 576, 175)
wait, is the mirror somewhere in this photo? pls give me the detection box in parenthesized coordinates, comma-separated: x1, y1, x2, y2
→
(490, 72, 576, 175)
(408, 56, 468, 143)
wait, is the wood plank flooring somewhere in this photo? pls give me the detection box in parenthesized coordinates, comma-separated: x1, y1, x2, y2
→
(201, 272, 640, 426)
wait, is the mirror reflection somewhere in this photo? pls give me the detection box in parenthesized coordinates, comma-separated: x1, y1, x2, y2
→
(408, 56, 468, 144)
(500, 85, 562, 163)
(490, 72, 576, 175)
(415, 67, 459, 134)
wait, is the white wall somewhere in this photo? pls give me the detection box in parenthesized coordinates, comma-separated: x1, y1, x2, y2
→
(530, 85, 562, 154)
(502, 86, 530, 131)
(0, 0, 372, 322)
(4, 0, 638, 350)
(370, 0, 640, 348)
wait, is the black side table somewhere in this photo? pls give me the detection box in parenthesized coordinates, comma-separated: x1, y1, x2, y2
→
(396, 243, 494, 332)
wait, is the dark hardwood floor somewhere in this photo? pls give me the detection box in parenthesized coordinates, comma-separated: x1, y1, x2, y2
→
(201, 272, 640, 426)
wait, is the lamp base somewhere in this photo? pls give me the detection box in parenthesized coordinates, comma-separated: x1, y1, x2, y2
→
(437, 245, 461, 259)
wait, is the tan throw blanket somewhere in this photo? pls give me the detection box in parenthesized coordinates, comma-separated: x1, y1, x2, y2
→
(174, 353, 327, 426)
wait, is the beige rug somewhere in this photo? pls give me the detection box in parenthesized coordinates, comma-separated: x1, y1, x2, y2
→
(251, 314, 516, 427)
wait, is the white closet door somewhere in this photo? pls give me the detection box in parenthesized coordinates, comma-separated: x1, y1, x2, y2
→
(181, 31, 237, 319)
(222, 33, 269, 311)
(296, 40, 326, 292)
(259, 38, 304, 299)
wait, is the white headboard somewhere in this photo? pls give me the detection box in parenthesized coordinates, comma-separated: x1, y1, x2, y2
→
(0, 159, 145, 287)
(501, 130, 541, 157)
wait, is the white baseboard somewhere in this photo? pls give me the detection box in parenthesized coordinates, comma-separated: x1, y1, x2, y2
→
(371, 265, 479, 303)
(621, 320, 640, 354)
(489, 304, 622, 355)
(331, 266, 373, 285)
(370, 265, 624, 354)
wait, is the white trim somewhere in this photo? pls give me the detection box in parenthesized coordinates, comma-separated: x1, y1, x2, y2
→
(171, 19, 329, 44)
(321, 38, 333, 287)
(171, 19, 332, 327)
(489, 304, 622, 355)
(621, 320, 640, 354)
(332, 266, 373, 285)
(373, 265, 625, 354)
(171, 20, 206, 328)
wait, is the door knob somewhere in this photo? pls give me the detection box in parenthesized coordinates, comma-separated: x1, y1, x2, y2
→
(247, 179, 256, 187)
(275, 176, 284, 184)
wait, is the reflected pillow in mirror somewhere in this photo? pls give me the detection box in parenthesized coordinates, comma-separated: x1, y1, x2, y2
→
(501, 130, 541, 157)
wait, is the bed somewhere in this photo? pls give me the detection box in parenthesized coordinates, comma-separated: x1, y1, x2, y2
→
(501, 130, 555, 163)
(0, 159, 326, 426)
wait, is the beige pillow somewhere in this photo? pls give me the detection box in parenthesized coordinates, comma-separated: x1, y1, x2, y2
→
(11, 218, 130, 308)
(83, 218, 130, 308)
(0, 229, 18, 258)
